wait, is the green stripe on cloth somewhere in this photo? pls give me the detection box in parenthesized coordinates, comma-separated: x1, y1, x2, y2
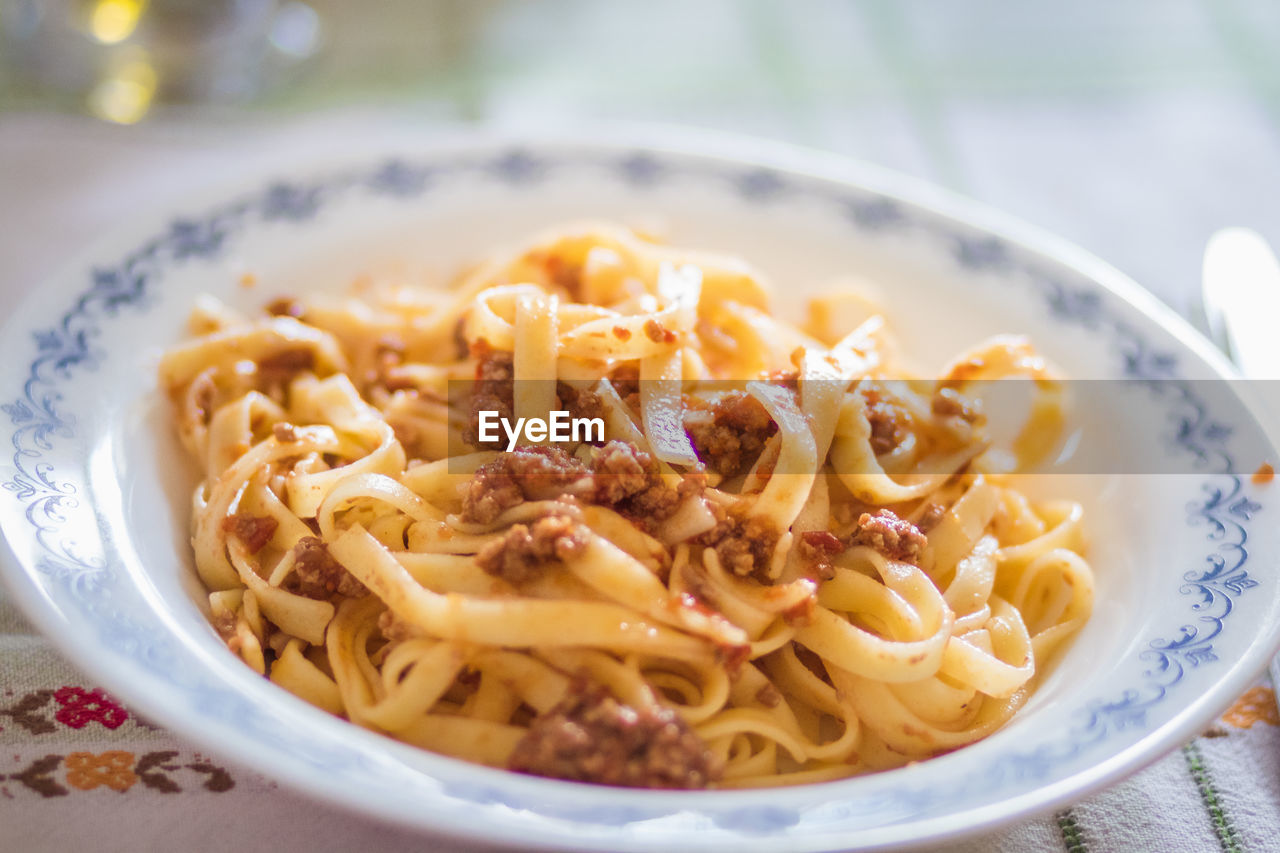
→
(1183, 741, 1245, 853)
(1056, 809, 1087, 853)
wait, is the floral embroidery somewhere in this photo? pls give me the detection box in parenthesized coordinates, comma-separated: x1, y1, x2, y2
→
(65, 751, 136, 792)
(3, 755, 65, 797)
(0, 751, 237, 798)
(1222, 686, 1280, 729)
(134, 750, 182, 793)
(0, 690, 56, 734)
(185, 757, 235, 793)
(53, 686, 129, 730)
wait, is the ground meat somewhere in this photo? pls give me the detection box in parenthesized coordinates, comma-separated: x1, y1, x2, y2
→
(220, 513, 278, 554)
(272, 422, 299, 443)
(377, 610, 420, 643)
(459, 466, 524, 524)
(265, 296, 305, 318)
(797, 530, 844, 581)
(555, 381, 605, 427)
(368, 335, 416, 392)
(753, 445, 778, 485)
(917, 502, 947, 532)
(463, 341, 514, 449)
(684, 392, 777, 476)
(626, 485, 686, 528)
(589, 441, 687, 529)
(610, 364, 640, 395)
(212, 609, 237, 638)
(452, 316, 469, 361)
(849, 509, 927, 564)
(799, 530, 843, 556)
(475, 515, 588, 583)
(609, 364, 641, 411)
(782, 592, 817, 625)
(755, 683, 782, 708)
(931, 387, 983, 424)
(257, 347, 315, 386)
(717, 642, 751, 675)
(509, 682, 721, 789)
(698, 508, 781, 582)
(290, 536, 366, 599)
(592, 440, 653, 503)
(459, 446, 596, 524)
(458, 441, 687, 531)
(862, 385, 909, 455)
(537, 252, 582, 297)
(943, 356, 987, 384)
(643, 318, 677, 344)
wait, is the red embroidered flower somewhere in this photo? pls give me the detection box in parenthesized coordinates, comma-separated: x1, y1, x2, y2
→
(66, 750, 136, 791)
(53, 687, 128, 730)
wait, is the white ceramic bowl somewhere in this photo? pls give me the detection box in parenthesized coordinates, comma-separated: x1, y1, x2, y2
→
(2, 134, 1278, 851)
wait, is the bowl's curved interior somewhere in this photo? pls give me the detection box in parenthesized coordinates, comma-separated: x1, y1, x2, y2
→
(2, 140, 1278, 852)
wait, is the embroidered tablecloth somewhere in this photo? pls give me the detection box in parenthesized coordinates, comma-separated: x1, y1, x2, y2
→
(3, 568, 1278, 853)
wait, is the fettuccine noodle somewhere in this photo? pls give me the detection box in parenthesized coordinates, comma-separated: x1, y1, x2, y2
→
(160, 222, 1092, 789)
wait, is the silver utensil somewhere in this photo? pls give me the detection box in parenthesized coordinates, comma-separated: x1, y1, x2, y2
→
(1201, 226, 1280, 687)
(1203, 227, 1280, 379)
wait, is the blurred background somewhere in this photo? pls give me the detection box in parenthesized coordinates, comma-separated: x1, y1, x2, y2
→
(1, 0, 1278, 324)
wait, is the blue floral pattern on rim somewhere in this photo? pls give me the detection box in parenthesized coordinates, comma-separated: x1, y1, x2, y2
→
(0, 148, 1264, 836)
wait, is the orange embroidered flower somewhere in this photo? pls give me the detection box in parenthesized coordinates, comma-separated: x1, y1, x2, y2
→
(65, 750, 137, 792)
(1222, 686, 1280, 729)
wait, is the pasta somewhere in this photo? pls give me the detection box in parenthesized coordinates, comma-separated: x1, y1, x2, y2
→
(159, 222, 1092, 789)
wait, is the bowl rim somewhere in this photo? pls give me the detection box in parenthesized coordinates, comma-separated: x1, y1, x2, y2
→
(1, 125, 1276, 851)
